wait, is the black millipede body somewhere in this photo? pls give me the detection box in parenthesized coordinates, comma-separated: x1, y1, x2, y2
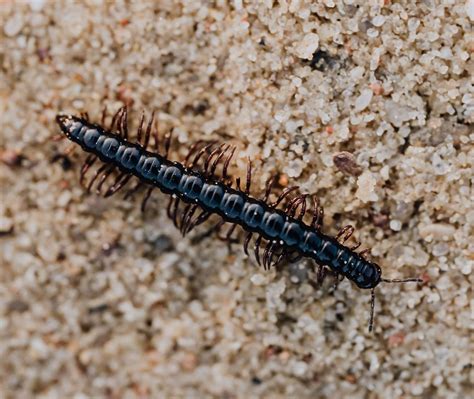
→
(56, 107, 421, 332)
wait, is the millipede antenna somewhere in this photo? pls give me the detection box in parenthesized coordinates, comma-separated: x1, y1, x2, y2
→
(381, 277, 423, 284)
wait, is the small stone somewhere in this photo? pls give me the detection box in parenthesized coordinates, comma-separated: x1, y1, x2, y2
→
(460, 261, 471, 275)
(292, 360, 308, 376)
(418, 223, 455, 241)
(467, 0, 474, 21)
(354, 89, 373, 112)
(432, 243, 449, 257)
(432, 153, 450, 175)
(37, 241, 60, 262)
(0, 149, 22, 166)
(266, 279, 286, 310)
(389, 220, 402, 231)
(4, 14, 24, 37)
(57, 191, 72, 207)
(372, 15, 385, 27)
(385, 100, 416, 127)
(350, 66, 365, 80)
(367, 28, 379, 38)
(180, 352, 197, 371)
(355, 171, 379, 202)
(250, 273, 266, 286)
(295, 33, 319, 60)
(29, 0, 46, 11)
(333, 151, 362, 176)
(411, 384, 424, 396)
(289, 263, 308, 283)
(0, 217, 14, 234)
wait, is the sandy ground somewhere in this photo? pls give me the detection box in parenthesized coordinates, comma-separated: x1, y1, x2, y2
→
(1, 1, 473, 398)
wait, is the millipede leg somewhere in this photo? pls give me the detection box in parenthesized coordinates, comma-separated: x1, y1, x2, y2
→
(203, 143, 226, 175)
(184, 140, 206, 167)
(184, 210, 211, 235)
(141, 187, 153, 213)
(278, 250, 302, 266)
(297, 194, 307, 220)
(143, 110, 154, 150)
(254, 235, 263, 266)
(179, 203, 193, 233)
(116, 108, 124, 137)
(136, 111, 145, 144)
(336, 225, 355, 243)
(220, 146, 236, 180)
(315, 264, 329, 286)
(262, 241, 272, 270)
(166, 196, 175, 220)
(104, 172, 125, 196)
(235, 177, 242, 191)
(262, 175, 278, 203)
(109, 106, 124, 132)
(310, 196, 324, 230)
(284, 196, 299, 216)
(190, 141, 217, 169)
(270, 186, 300, 208)
(153, 117, 160, 152)
(263, 241, 279, 270)
(243, 232, 252, 256)
(101, 106, 108, 126)
(167, 196, 181, 228)
(180, 204, 199, 235)
(273, 249, 288, 267)
(224, 223, 239, 243)
(350, 241, 362, 251)
(171, 200, 181, 227)
(51, 133, 65, 142)
(121, 107, 129, 140)
(164, 129, 173, 158)
(64, 144, 76, 156)
(285, 194, 307, 218)
(244, 158, 252, 195)
(96, 166, 115, 195)
(80, 155, 97, 186)
(87, 164, 109, 192)
(190, 218, 224, 243)
(171, 197, 182, 228)
(369, 288, 376, 332)
(270, 246, 288, 268)
(216, 222, 236, 242)
(332, 273, 345, 290)
(210, 145, 234, 177)
(287, 253, 303, 263)
(124, 182, 142, 200)
(105, 173, 132, 197)
(359, 248, 371, 258)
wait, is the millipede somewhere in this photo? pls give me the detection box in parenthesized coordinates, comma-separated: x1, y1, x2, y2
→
(56, 106, 422, 332)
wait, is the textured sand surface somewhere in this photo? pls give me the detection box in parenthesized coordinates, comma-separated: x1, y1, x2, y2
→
(1, 1, 473, 398)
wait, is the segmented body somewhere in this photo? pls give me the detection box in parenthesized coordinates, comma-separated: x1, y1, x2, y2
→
(57, 113, 381, 289)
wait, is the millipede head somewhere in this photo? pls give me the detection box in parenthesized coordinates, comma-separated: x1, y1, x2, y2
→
(56, 114, 75, 135)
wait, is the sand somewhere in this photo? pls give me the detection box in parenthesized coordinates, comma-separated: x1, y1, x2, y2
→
(1, 1, 473, 398)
